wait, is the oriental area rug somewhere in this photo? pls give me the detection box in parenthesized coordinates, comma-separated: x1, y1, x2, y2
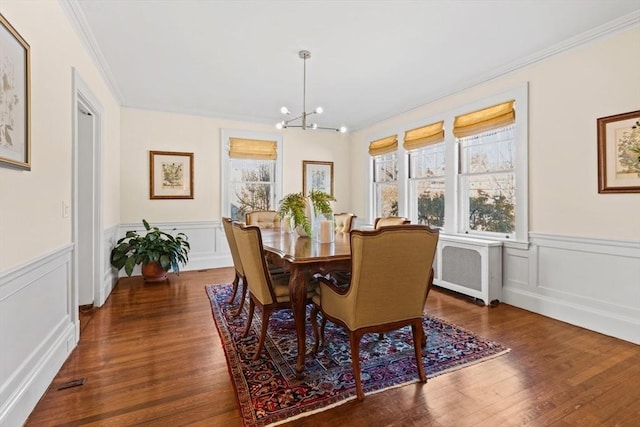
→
(206, 283, 509, 427)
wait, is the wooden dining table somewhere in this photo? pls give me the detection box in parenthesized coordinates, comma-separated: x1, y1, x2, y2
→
(259, 228, 352, 374)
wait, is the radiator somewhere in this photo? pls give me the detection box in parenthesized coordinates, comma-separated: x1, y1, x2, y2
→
(434, 235, 503, 305)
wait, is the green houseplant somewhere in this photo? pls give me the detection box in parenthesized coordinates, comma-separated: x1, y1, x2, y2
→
(277, 189, 335, 236)
(110, 219, 190, 282)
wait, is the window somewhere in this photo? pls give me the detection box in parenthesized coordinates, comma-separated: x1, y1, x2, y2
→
(367, 83, 528, 243)
(221, 131, 283, 221)
(405, 121, 446, 227)
(369, 135, 398, 218)
(458, 124, 515, 236)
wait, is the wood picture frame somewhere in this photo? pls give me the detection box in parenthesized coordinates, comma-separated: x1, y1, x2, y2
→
(0, 13, 30, 170)
(597, 110, 640, 193)
(303, 160, 334, 196)
(150, 151, 194, 199)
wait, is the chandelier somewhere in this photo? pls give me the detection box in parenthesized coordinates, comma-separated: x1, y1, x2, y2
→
(275, 50, 347, 133)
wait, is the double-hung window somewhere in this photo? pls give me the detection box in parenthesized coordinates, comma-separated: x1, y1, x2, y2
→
(405, 121, 446, 227)
(221, 131, 283, 221)
(454, 101, 517, 238)
(369, 135, 398, 217)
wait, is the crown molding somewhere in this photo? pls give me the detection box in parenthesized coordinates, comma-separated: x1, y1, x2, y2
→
(376, 10, 640, 131)
(58, 0, 124, 104)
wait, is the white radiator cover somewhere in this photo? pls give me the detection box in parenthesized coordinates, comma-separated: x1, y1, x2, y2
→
(434, 235, 503, 305)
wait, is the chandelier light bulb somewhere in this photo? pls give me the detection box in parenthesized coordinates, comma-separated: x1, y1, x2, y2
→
(311, 123, 318, 129)
(275, 122, 283, 129)
(280, 106, 290, 115)
(339, 126, 347, 133)
(315, 106, 323, 115)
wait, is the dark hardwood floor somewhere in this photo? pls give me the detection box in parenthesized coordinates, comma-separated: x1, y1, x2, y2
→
(26, 268, 640, 426)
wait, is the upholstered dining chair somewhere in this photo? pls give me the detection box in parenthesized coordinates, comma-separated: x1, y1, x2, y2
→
(221, 217, 247, 312)
(334, 213, 357, 233)
(232, 222, 317, 360)
(310, 225, 439, 400)
(245, 210, 281, 229)
(373, 216, 410, 228)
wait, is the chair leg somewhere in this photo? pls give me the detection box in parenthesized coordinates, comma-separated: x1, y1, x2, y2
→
(349, 331, 365, 401)
(310, 305, 320, 355)
(227, 273, 240, 304)
(411, 322, 427, 383)
(320, 315, 327, 346)
(378, 333, 384, 340)
(234, 277, 248, 316)
(253, 307, 272, 361)
(242, 299, 255, 338)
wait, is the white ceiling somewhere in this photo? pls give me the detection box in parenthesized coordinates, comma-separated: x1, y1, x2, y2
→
(69, 0, 639, 132)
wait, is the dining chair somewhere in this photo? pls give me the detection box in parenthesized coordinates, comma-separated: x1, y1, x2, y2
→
(221, 217, 247, 311)
(232, 222, 317, 360)
(373, 216, 410, 228)
(245, 210, 281, 229)
(310, 225, 439, 400)
(334, 212, 357, 233)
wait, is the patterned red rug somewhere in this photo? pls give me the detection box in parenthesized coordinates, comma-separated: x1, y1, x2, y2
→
(206, 283, 509, 427)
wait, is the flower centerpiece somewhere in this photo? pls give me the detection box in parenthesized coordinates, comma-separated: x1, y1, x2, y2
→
(277, 189, 335, 236)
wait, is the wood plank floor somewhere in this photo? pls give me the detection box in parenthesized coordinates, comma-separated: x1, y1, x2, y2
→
(26, 268, 640, 426)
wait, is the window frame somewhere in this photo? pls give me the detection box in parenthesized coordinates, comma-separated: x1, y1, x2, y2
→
(220, 129, 283, 219)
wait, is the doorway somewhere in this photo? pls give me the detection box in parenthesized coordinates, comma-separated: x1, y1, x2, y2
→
(72, 69, 104, 338)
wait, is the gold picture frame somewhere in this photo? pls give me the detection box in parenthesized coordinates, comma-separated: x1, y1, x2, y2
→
(303, 160, 334, 196)
(150, 151, 194, 199)
(597, 110, 640, 193)
(0, 13, 30, 170)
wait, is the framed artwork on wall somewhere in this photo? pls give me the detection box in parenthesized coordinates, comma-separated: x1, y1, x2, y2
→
(150, 151, 194, 199)
(597, 110, 640, 193)
(0, 13, 30, 170)
(303, 160, 334, 196)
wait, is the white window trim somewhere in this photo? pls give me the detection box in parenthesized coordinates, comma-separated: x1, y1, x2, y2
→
(220, 129, 284, 218)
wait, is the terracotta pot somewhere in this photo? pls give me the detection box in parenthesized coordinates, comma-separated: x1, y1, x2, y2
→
(141, 261, 168, 283)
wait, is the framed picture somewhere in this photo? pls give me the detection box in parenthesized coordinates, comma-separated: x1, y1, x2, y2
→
(303, 160, 334, 196)
(0, 14, 30, 170)
(150, 151, 194, 199)
(597, 110, 640, 193)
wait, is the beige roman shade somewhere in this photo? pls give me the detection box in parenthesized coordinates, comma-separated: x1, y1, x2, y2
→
(403, 121, 445, 151)
(368, 135, 398, 156)
(453, 100, 515, 138)
(229, 138, 277, 160)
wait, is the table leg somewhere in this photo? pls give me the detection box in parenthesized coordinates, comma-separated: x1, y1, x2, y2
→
(289, 266, 309, 375)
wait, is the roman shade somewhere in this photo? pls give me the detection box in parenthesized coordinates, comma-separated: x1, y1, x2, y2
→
(368, 135, 398, 156)
(453, 101, 515, 138)
(403, 121, 445, 151)
(229, 138, 278, 160)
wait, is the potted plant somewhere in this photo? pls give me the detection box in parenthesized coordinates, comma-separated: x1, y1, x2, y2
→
(110, 219, 190, 282)
(277, 189, 335, 236)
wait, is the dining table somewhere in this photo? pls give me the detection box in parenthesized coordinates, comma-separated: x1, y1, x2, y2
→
(259, 228, 352, 374)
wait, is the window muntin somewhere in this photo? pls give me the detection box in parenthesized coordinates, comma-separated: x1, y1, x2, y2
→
(373, 152, 398, 217)
(458, 124, 515, 236)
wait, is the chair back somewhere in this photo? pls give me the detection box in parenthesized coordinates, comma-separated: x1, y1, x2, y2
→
(232, 222, 278, 305)
(347, 225, 438, 329)
(222, 217, 244, 276)
(374, 216, 410, 229)
(334, 213, 357, 233)
(246, 210, 281, 229)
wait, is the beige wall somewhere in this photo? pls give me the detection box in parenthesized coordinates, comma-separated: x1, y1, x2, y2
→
(350, 27, 640, 241)
(0, 2, 121, 270)
(119, 108, 350, 223)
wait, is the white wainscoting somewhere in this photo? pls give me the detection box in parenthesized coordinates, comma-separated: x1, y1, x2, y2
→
(502, 233, 640, 344)
(100, 224, 120, 306)
(115, 220, 232, 277)
(0, 245, 75, 427)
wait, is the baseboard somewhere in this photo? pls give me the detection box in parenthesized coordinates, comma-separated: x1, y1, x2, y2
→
(503, 286, 640, 344)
